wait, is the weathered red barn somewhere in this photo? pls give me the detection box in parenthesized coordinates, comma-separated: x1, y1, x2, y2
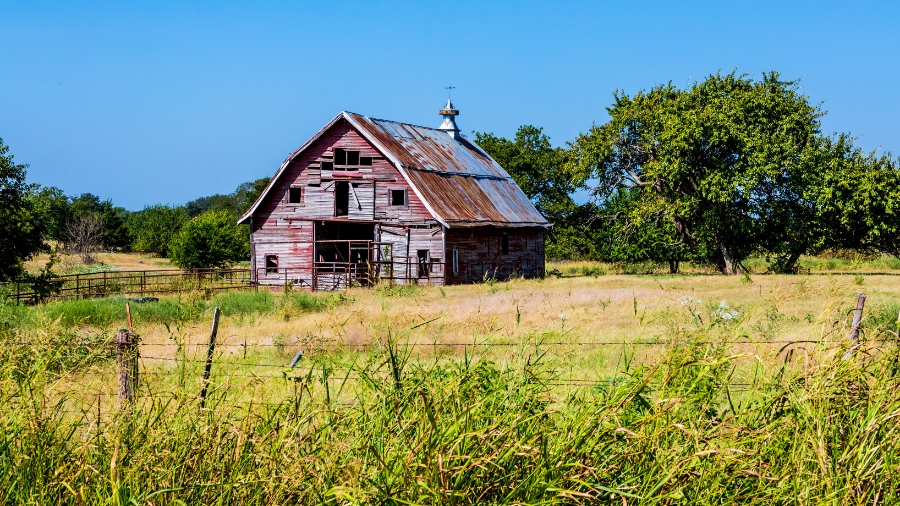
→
(238, 101, 549, 289)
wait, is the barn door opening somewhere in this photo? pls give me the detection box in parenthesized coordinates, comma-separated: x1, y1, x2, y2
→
(335, 181, 349, 217)
(314, 221, 376, 289)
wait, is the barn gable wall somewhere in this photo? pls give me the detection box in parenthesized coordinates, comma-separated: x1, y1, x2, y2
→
(250, 119, 441, 285)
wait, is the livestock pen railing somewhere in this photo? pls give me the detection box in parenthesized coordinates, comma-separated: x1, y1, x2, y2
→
(257, 258, 446, 291)
(1, 268, 253, 304)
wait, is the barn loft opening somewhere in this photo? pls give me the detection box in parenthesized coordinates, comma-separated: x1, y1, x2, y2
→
(289, 187, 303, 204)
(335, 181, 349, 216)
(391, 189, 406, 206)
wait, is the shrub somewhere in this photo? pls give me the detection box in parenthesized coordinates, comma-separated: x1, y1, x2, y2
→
(169, 211, 249, 269)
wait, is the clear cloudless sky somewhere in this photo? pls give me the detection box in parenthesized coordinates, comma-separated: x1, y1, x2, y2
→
(2, 0, 898, 210)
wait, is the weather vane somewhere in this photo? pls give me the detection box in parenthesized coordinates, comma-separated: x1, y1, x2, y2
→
(445, 84, 455, 99)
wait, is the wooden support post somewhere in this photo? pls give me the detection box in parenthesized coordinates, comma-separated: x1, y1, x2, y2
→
(116, 329, 139, 408)
(125, 302, 133, 332)
(199, 307, 221, 409)
(842, 293, 867, 360)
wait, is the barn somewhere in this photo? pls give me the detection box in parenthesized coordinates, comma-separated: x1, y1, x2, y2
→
(238, 101, 549, 289)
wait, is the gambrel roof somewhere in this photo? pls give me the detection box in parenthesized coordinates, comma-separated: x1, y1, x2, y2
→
(239, 111, 549, 228)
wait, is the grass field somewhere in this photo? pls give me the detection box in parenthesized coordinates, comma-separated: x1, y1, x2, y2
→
(3, 261, 900, 503)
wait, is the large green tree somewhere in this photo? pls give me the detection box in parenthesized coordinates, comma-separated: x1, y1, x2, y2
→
(0, 138, 46, 280)
(571, 71, 847, 274)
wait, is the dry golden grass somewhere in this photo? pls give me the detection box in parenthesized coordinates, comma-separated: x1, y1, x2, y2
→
(26, 250, 173, 272)
(113, 272, 899, 393)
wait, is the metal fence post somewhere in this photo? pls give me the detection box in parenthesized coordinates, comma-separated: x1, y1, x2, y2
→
(199, 307, 221, 409)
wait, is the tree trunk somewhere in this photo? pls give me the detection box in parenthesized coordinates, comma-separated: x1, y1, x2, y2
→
(783, 252, 801, 274)
(668, 260, 680, 274)
(717, 240, 737, 275)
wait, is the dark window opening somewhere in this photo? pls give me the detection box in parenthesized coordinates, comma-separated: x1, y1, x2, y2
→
(335, 181, 349, 217)
(417, 250, 429, 278)
(360, 156, 372, 166)
(289, 187, 303, 204)
(391, 189, 406, 206)
(265, 254, 278, 274)
(501, 234, 509, 255)
(308, 183, 321, 187)
(346, 150, 359, 165)
(333, 148, 346, 165)
(321, 161, 333, 171)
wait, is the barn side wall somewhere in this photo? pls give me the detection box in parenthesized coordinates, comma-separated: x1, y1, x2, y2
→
(444, 226, 545, 284)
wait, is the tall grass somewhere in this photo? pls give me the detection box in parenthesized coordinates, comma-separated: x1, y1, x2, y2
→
(3, 320, 900, 503)
(0, 289, 344, 330)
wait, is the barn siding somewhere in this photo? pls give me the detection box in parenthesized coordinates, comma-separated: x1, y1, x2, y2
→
(444, 226, 545, 284)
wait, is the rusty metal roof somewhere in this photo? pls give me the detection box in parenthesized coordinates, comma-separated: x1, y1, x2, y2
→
(344, 113, 548, 228)
(239, 111, 548, 228)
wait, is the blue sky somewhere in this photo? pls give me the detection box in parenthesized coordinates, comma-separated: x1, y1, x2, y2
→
(2, 1, 898, 210)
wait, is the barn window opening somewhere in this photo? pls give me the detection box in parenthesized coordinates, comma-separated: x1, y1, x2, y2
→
(333, 148, 346, 165)
(417, 250, 429, 278)
(335, 181, 349, 217)
(265, 254, 278, 274)
(346, 150, 359, 165)
(501, 234, 509, 255)
(391, 189, 406, 206)
(321, 161, 333, 171)
(360, 156, 372, 165)
(289, 187, 303, 204)
(452, 249, 459, 275)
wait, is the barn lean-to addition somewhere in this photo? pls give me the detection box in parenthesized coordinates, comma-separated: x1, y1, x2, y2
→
(238, 101, 549, 289)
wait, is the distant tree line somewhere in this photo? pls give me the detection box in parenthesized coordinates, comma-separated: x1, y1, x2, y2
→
(3, 70, 899, 279)
(0, 138, 268, 280)
(477, 71, 900, 274)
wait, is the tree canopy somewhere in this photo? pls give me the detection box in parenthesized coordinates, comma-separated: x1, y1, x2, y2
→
(0, 138, 46, 280)
(569, 71, 900, 273)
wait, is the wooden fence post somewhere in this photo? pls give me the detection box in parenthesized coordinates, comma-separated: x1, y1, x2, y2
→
(849, 293, 866, 343)
(842, 293, 867, 360)
(199, 307, 221, 409)
(116, 329, 139, 408)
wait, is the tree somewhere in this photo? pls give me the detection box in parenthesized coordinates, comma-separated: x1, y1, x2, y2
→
(168, 210, 249, 269)
(475, 126, 602, 259)
(475, 127, 576, 221)
(64, 213, 105, 264)
(570, 71, 835, 274)
(0, 137, 46, 280)
(30, 186, 71, 244)
(185, 177, 272, 218)
(128, 205, 190, 257)
(68, 193, 131, 250)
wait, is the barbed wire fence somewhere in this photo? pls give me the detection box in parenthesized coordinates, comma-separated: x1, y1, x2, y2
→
(5, 292, 897, 425)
